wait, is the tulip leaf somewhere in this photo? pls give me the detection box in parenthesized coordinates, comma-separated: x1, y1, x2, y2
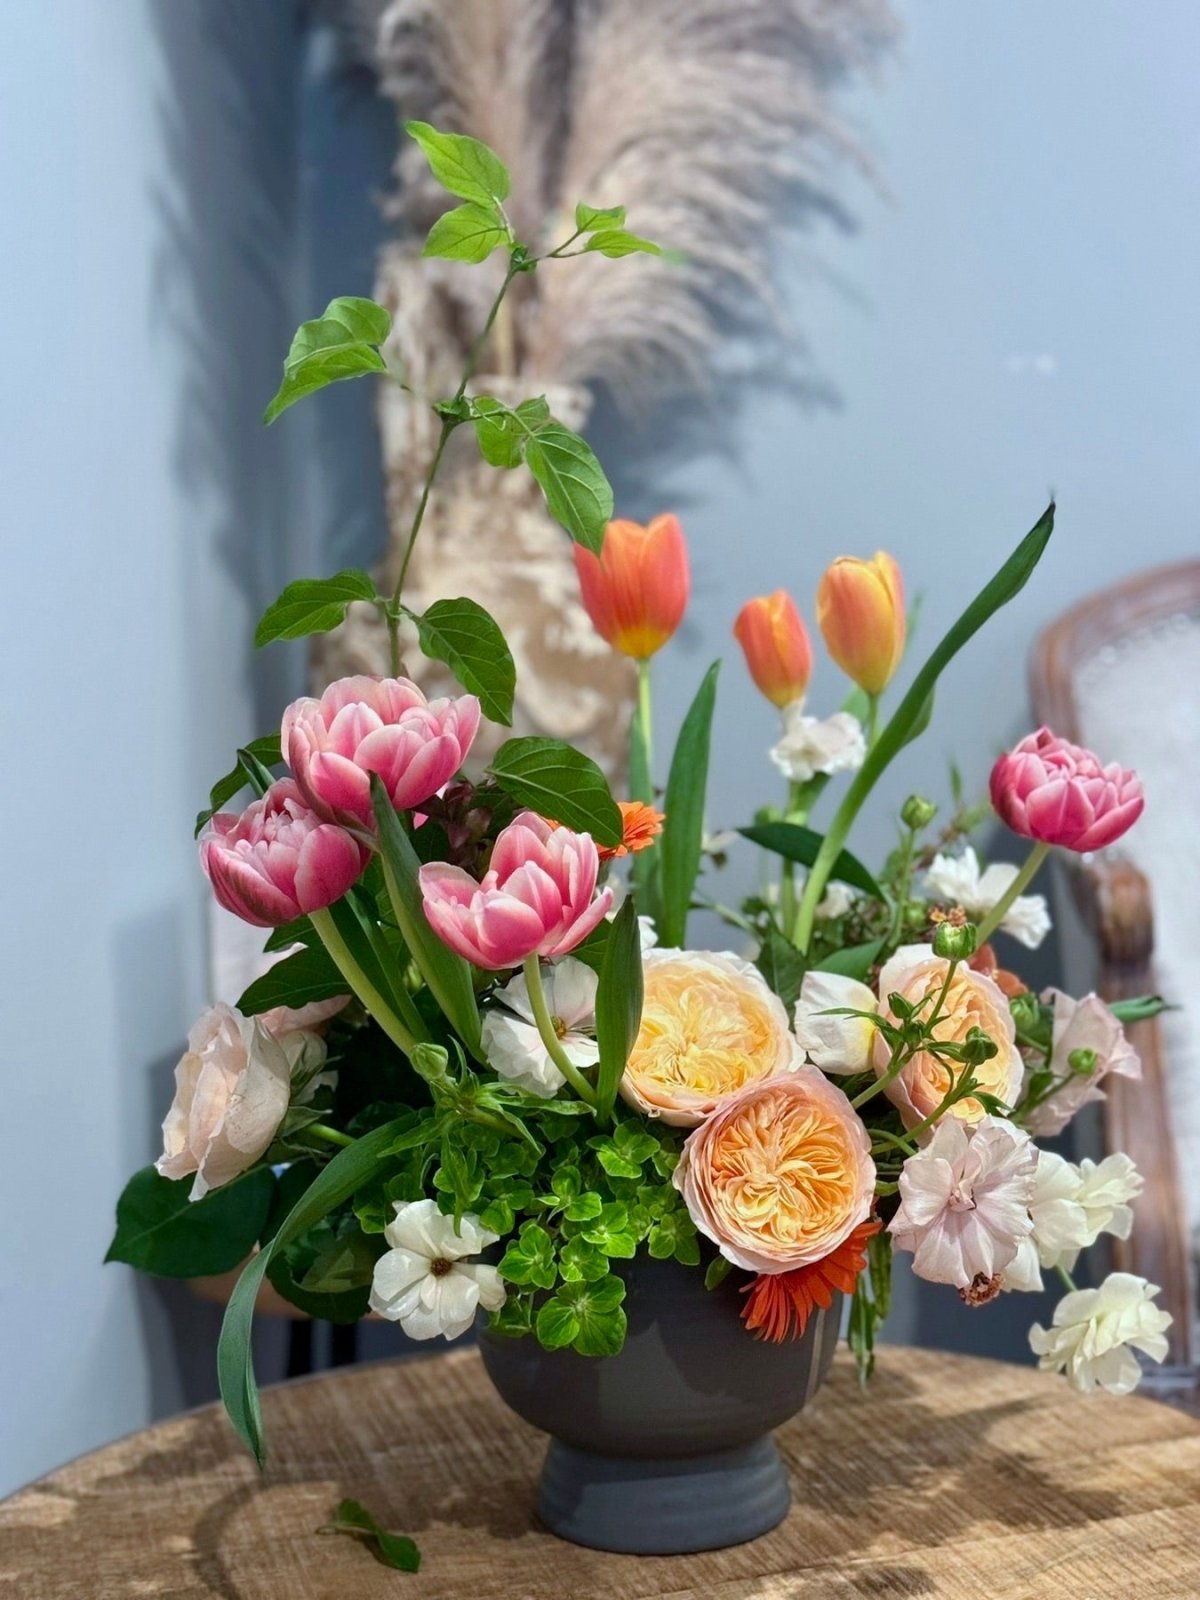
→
(405, 120, 510, 206)
(254, 569, 379, 648)
(413, 596, 516, 724)
(369, 778, 484, 1054)
(594, 899, 645, 1119)
(658, 661, 720, 948)
(218, 1116, 434, 1467)
(521, 423, 613, 554)
(317, 1498, 421, 1573)
(738, 823, 883, 900)
(237, 942, 349, 1017)
(423, 201, 508, 263)
(194, 734, 283, 836)
(264, 297, 392, 424)
(105, 1166, 276, 1278)
(488, 737, 623, 846)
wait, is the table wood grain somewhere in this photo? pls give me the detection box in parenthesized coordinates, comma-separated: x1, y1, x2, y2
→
(4, 1346, 1200, 1599)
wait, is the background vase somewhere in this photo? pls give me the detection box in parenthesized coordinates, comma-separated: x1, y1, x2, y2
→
(478, 1253, 841, 1555)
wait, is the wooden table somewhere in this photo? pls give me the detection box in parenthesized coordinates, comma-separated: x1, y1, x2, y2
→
(4, 1347, 1200, 1599)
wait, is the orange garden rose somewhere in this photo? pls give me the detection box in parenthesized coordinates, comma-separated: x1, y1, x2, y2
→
(741, 1219, 881, 1342)
(874, 944, 1024, 1130)
(816, 550, 906, 694)
(673, 1070, 876, 1274)
(573, 513, 690, 660)
(619, 950, 800, 1126)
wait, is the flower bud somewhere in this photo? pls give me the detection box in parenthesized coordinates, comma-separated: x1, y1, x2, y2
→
(573, 513, 690, 660)
(958, 1026, 999, 1067)
(1068, 1046, 1099, 1077)
(816, 551, 906, 694)
(900, 794, 938, 831)
(732, 590, 813, 708)
(1009, 991, 1043, 1037)
(933, 920, 979, 961)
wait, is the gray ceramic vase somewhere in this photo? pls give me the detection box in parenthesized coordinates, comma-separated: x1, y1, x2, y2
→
(478, 1253, 841, 1554)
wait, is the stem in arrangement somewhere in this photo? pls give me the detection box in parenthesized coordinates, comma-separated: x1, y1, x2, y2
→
(309, 908, 421, 1058)
(866, 693, 881, 747)
(974, 841, 1051, 945)
(521, 954, 598, 1107)
(308, 1123, 353, 1150)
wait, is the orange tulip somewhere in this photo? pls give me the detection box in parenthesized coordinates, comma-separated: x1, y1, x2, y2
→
(816, 552, 906, 694)
(573, 514, 690, 660)
(732, 590, 813, 707)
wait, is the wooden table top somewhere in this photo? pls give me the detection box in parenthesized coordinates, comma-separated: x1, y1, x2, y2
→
(4, 1345, 1200, 1599)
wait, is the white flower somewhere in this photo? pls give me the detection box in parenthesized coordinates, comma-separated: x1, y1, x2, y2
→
(1003, 1149, 1144, 1294)
(792, 970, 877, 1074)
(1029, 1272, 1172, 1395)
(369, 1198, 506, 1340)
(925, 847, 1051, 949)
(817, 881, 861, 920)
(888, 1116, 1037, 1289)
(770, 708, 866, 784)
(637, 915, 659, 953)
(481, 957, 599, 1097)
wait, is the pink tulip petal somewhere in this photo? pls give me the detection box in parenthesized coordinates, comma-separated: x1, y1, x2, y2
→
(294, 825, 365, 913)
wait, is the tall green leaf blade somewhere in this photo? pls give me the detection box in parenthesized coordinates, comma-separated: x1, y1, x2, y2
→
(521, 423, 613, 553)
(369, 778, 483, 1053)
(738, 823, 883, 900)
(405, 120, 510, 205)
(105, 1166, 276, 1277)
(594, 899, 645, 1118)
(488, 737, 622, 846)
(264, 297, 392, 423)
(423, 201, 508, 263)
(255, 569, 378, 648)
(415, 597, 516, 724)
(658, 662, 720, 948)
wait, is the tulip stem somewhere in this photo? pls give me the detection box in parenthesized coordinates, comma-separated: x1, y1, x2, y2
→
(521, 955, 598, 1108)
(974, 841, 1051, 946)
(635, 659, 654, 784)
(866, 693, 881, 747)
(309, 908, 422, 1060)
(308, 1123, 354, 1150)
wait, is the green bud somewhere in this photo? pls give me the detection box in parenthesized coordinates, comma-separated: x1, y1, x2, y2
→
(411, 1042, 453, 1090)
(1068, 1047, 1099, 1077)
(932, 920, 978, 961)
(959, 1026, 999, 1067)
(1009, 992, 1041, 1034)
(900, 794, 938, 831)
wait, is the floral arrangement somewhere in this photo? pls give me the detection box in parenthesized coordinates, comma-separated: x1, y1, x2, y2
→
(107, 122, 1170, 1480)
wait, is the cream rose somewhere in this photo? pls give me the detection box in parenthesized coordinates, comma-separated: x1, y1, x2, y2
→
(156, 1002, 329, 1199)
(874, 944, 1023, 1131)
(673, 1069, 876, 1273)
(619, 948, 800, 1126)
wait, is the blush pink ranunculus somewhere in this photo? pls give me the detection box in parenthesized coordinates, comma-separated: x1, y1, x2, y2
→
(989, 727, 1144, 852)
(418, 811, 614, 971)
(200, 779, 368, 927)
(283, 675, 481, 828)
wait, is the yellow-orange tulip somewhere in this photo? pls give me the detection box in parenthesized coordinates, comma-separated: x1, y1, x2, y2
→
(816, 551, 906, 694)
(573, 513, 690, 660)
(732, 590, 813, 707)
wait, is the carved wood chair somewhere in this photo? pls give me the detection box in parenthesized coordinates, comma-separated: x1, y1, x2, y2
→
(1031, 560, 1200, 1400)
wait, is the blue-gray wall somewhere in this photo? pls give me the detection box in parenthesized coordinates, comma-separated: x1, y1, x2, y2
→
(2, 0, 1197, 1492)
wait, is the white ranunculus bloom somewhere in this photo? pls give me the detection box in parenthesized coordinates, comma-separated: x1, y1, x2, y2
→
(481, 957, 599, 1097)
(792, 970, 878, 1074)
(637, 915, 659, 953)
(1029, 1273, 1172, 1395)
(1003, 1149, 1144, 1294)
(925, 846, 1051, 949)
(769, 708, 866, 784)
(817, 880, 861, 921)
(370, 1198, 506, 1340)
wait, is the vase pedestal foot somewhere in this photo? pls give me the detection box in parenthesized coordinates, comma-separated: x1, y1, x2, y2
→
(535, 1435, 790, 1554)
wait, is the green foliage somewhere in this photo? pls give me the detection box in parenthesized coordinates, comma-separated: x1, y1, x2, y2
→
(815, 937, 886, 982)
(254, 569, 378, 648)
(658, 661, 720, 947)
(423, 201, 508, 262)
(739, 822, 883, 900)
(849, 1231, 893, 1387)
(264, 297, 391, 423)
(575, 203, 626, 231)
(583, 229, 663, 258)
(413, 596, 516, 724)
(535, 1275, 627, 1356)
(499, 1221, 558, 1290)
(488, 737, 623, 846)
(521, 423, 614, 554)
(105, 1167, 275, 1278)
(469, 394, 550, 468)
(194, 734, 282, 835)
(754, 925, 807, 1019)
(267, 1213, 379, 1323)
(317, 1498, 421, 1573)
(238, 942, 348, 1016)
(593, 899, 645, 1119)
(405, 120, 510, 206)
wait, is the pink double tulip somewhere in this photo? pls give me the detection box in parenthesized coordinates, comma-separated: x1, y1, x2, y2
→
(990, 727, 1144, 852)
(418, 812, 614, 970)
(284, 675, 481, 828)
(201, 779, 368, 927)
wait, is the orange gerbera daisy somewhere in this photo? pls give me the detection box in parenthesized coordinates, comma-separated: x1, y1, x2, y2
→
(599, 800, 665, 861)
(740, 1219, 881, 1343)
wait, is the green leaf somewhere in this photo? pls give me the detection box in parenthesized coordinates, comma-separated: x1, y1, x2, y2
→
(658, 661, 720, 948)
(105, 1166, 275, 1278)
(254, 569, 378, 648)
(498, 1221, 557, 1290)
(264, 297, 391, 423)
(583, 229, 662, 258)
(648, 1212, 699, 1266)
(479, 1196, 515, 1235)
(739, 822, 883, 900)
(562, 1275, 628, 1357)
(262, 916, 317, 953)
(238, 943, 348, 1016)
(563, 1191, 603, 1222)
(816, 937, 886, 982)
(705, 1256, 733, 1291)
(423, 201, 508, 263)
(581, 1202, 636, 1259)
(194, 734, 283, 835)
(469, 394, 550, 469)
(1109, 994, 1171, 1024)
(535, 1296, 580, 1350)
(370, 778, 483, 1055)
(575, 203, 626, 231)
(414, 597, 516, 725)
(488, 737, 622, 846)
(218, 1117, 425, 1466)
(405, 120, 510, 205)
(559, 1234, 609, 1283)
(267, 1221, 375, 1323)
(754, 925, 807, 1018)
(521, 423, 614, 554)
(318, 1497, 421, 1573)
(593, 898, 644, 1118)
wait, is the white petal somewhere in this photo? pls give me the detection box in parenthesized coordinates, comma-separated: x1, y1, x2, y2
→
(371, 1247, 429, 1308)
(544, 957, 599, 1028)
(482, 1010, 566, 1098)
(792, 971, 877, 1073)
